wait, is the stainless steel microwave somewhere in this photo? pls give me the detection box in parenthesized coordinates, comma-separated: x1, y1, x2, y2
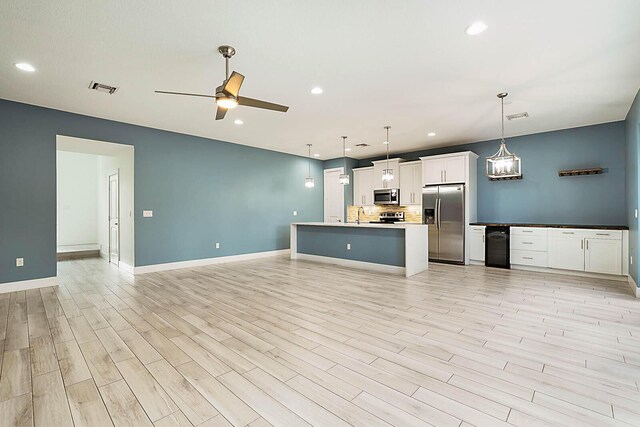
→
(374, 188, 400, 205)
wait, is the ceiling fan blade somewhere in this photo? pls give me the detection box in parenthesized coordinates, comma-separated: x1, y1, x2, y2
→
(237, 96, 289, 112)
(215, 107, 228, 120)
(155, 90, 216, 98)
(221, 71, 245, 97)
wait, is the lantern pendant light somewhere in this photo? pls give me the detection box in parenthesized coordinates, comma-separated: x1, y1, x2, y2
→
(305, 144, 315, 188)
(382, 126, 394, 182)
(339, 136, 350, 185)
(485, 92, 522, 179)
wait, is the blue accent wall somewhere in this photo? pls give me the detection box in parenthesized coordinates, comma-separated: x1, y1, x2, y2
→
(297, 225, 405, 266)
(358, 122, 626, 226)
(0, 99, 324, 284)
(626, 90, 640, 285)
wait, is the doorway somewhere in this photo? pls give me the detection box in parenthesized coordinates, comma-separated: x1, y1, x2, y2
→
(109, 172, 120, 265)
(324, 167, 345, 223)
(56, 135, 135, 271)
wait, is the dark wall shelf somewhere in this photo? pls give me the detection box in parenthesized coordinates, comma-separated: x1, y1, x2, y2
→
(558, 167, 602, 177)
(489, 175, 523, 181)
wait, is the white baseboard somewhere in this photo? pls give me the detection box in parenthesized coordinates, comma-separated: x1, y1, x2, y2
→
(118, 261, 134, 275)
(133, 249, 289, 274)
(628, 275, 639, 298)
(0, 276, 58, 294)
(294, 253, 406, 276)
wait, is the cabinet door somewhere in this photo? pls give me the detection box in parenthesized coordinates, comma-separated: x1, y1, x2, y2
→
(470, 232, 485, 261)
(412, 163, 422, 204)
(422, 159, 444, 185)
(399, 164, 413, 205)
(443, 156, 466, 183)
(548, 236, 585, 271)
(360, 168, 374, 205)
(585, 239, 622, 275)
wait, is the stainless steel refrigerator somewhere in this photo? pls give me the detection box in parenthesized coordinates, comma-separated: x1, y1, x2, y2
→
(422, 184, 465, 263)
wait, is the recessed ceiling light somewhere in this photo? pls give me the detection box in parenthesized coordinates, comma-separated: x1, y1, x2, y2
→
(428, 132, 436, 137)
(234, 119, 243, 125)
(313, 153, 320, 157)
(345, 148, 351, 152)
(311, 87, 323, 95)
(14, 62, 35, 72)
(465, 21, 488, 35)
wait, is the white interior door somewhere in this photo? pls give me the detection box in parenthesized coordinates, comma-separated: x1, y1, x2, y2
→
(324, 168, 344, 223)
(108, 172, 120, 265)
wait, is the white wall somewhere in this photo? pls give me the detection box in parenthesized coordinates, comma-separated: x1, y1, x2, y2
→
(97, 152, 134, 267)
(56, 151, 99, 247)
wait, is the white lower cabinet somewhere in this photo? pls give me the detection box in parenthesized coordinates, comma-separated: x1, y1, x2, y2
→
(547, 229, 622, 275)
(469, 226, 485, 262)
(510, 227, 548, 268)
(585, 238, 622, 275)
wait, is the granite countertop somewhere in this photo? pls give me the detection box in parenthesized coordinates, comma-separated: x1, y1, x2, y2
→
(469, 222, 628, 230)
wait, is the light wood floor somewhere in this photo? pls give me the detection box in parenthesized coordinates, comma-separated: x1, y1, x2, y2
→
(1, 256, 640, 426)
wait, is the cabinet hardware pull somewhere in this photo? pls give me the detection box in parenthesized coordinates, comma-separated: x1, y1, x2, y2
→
(562, 232, 574, 234)
(522, 230, 533, 233)
(482, 235, 485, 243)
(523, 242, 533, 244)
(444, 170, 447, 182)
(586, 240, 589, 250)
(581, 240, 583, 249)
(523, 257, 533, 260)
(595, 233, 609, 236)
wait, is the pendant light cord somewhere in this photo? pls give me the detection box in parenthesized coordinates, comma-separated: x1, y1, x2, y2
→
(385, 126, 391, 169)
(307, 144, 312, 177)
(501, 96, 505, 144)
(342, 136, 348, 175)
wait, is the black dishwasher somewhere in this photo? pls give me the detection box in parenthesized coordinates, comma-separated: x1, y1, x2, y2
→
(485, 226, 510, 269)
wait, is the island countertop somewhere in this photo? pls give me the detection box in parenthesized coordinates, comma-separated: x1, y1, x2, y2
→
(292, 222, 427, 229)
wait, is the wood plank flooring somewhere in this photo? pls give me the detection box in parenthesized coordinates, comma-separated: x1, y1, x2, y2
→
(1, 256, 639, 426)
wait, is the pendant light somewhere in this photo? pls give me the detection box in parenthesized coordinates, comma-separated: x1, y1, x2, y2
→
(339, 136, 350, 185)
(382, 126, 394, 182)
(305, 144, 315, 188)
(485, 92, 522, 179)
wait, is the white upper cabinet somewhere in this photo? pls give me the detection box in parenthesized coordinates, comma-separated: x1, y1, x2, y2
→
(399, 162, 422, 205)
(353, 167, 374, 206)
(372, 159, 403, 189)
(421, 154, 467, 185)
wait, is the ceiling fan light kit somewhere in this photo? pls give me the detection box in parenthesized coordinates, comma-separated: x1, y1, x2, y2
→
(155, 45, 289, 120)
(486, 92, 523, 180)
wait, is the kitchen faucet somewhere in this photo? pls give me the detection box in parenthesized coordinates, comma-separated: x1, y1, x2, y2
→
(356, 206, 365, 224)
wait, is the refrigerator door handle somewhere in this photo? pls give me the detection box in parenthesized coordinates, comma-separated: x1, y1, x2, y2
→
(436, 198, 441, 229)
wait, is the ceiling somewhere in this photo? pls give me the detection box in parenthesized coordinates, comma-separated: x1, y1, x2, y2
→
(1, 1, 639, 160)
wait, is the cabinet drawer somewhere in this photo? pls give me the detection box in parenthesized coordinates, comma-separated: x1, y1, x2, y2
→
(470, 226, 485, 233)
(511, 227, 547, 237)
(511, 235, 547, 252)
(548, 228, 587, 238)
(511, 250, 547, 267)
(583, 230, 622, 240)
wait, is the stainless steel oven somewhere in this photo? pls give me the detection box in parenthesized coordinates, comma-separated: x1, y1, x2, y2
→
(374, 188, 400, 205)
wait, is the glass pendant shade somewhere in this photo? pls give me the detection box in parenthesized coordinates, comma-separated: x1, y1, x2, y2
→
(338, 173, 350, 185)
(305, 177, 315, 188)
(485, 92, 522, 179)
(382, 126, 394, 182)
(382, 168, 394, 181)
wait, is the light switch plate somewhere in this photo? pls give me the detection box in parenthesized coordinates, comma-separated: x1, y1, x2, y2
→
(16, 258, 24, 267)
(216, 242, 220, 249)
(635, 209, 638, 219)
(143, 210, 153, 218)
(346, 243, 351, 250)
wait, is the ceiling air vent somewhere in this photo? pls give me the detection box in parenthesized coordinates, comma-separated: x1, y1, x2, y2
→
(506, 112, 529, 121)
(89, 81, 118, 94)
(355, 143, 370, 148)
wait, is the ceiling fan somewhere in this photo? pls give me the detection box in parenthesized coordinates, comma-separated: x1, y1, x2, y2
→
(155, 45, 289, 120)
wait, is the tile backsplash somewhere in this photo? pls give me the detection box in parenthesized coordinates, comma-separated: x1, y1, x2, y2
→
(347, 204, 422, 223)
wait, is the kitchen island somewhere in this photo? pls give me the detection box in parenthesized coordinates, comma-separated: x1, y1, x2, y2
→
(291, 222, 428, 277)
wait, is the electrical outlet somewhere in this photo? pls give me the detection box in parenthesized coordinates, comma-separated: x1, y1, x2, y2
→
(16, 258, 24, 267)
(635, 209, 638, 219)
(143, 210, 153, 218)
(346, 243, 351, 250)
(216, 242, 220, 249)
(293, 211, 298, 216)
